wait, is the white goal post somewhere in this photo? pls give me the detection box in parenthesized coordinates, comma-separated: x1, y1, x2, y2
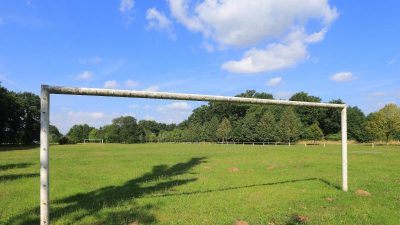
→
(40, 85, 347, 225)
(83, 139, 104, 144)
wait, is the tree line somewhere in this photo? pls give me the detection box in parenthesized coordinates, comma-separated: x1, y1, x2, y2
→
(0, 84, 40, 144)
(1, 84, 400, 145)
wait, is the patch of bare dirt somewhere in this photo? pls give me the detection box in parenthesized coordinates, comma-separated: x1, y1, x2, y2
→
(268, 164, 277, 170)
(325, 197, 334, 202)
(233, 220, 249, 225)
(228, 167, 240, 172)
(355, 189, 371, 197)
(129, 220, 139, 225)
(291, 214, 310, 224)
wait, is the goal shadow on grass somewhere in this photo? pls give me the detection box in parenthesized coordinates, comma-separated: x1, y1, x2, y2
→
(145, 177, 341, 199)
(6, 157, 207, 225)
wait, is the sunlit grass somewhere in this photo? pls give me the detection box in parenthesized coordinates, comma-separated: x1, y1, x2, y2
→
(0, 143, 399, 224)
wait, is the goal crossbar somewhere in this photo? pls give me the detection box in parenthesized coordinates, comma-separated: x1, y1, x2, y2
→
(40, 85, 347, 225)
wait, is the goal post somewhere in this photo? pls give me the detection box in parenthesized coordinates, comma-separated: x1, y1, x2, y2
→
(83, 139, 104, 144)
(40, 84, 348, 225)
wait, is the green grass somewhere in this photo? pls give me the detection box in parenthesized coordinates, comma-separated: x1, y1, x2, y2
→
(1, 143, 399, 225)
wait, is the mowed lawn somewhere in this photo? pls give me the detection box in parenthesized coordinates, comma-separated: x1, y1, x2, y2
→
(1, 144, 399, 225)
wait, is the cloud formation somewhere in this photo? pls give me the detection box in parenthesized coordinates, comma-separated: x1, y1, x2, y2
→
(330, 72, 354, 82)
(266, 76, 283, 87)
(75, 71, 94, 81)
(146, 8, 175, 38)
(104, 80, 119, 88)
(167, 0, 337, 73)
(157, 102, 192, 111)
(120, 0, 134, 26)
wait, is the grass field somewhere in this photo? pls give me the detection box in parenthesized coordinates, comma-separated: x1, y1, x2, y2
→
(1, 143, 399, 225)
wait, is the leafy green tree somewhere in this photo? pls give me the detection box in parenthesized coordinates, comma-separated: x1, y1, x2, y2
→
(347, 106, 367, 142)
(203, 116, 219, 141)
(16, 92, 40, 144)
(216, 118, 232, 142)
(241, 107, 263, 141)
(0, 85, 21, 144)
(88, 128, 102, 139)
(320, 99, 343, 135)
(365, 104, 400, 142)
(305, 122, 324, 143)
(112, 116, 144, 143)
(102, 124, 120, 143)
(256, 111, 278, 142)
(278, 107, 302, 144)
(49, 125, 62, 143)
(290, 92, 323, 126)
(67, 124, 94, 143)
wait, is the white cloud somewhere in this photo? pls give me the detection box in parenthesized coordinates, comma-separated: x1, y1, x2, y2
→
(266, 76, 283, 87)
(203, 42, 214, 52)
(222, 40, 307, 73)
(75, 71, 94, 81)
(144, 85, 160, 92)
(120, 0, 134, 26)
(125, 79, 139, 88)
(167, 0, 337, 73)
(79, 56, 102, 65)
(330, 72, 354, 82)
(157, 102, 192, 111)
(120, 0, 134, 14)
(104, 80, 119, 89)
(146, 8, 175, 38)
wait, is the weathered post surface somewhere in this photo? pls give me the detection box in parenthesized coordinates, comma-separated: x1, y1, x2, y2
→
(341, 107, 348, 192)
(40, 85, 50, 224)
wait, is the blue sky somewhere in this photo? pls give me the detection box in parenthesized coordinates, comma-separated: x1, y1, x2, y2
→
(0, 0, 399, 133)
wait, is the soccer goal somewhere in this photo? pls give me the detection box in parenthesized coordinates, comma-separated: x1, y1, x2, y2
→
(83, 139, 104, 144)
(39, 85, 348, 225)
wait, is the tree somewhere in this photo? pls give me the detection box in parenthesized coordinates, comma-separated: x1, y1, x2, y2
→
(305, 122, 324, 143)
(16, 92, 41, 144)
(0, 85, 21, 144)
(241, 107, 262, 141)
(102, 124, 120, 143)
(256, 111, 278, 142)
(49, 125, 62, 143)
(320, 99, 343, 135)
(67, 124, 94, 143)
(278, 107, 302, 145)
(203, 116, 219, 141)
(290, 92, 323, 126)
(347, 106, 367, 142)
(216, 118, 232, 142)
(112, 116, 144, 143)
(365, 104, 400, 142)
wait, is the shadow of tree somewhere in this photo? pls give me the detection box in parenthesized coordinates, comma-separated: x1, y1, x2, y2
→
(0, 163, 33, 171)
(0, 145, 38, 152)
(6, 157, 207, 225)
(0, 173, 39, 182)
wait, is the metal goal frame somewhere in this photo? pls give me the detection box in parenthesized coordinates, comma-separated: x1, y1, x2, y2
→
(40, 84, 348, 225)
